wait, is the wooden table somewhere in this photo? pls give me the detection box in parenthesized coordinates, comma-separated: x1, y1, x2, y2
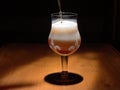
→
(0, 43, 120, 90)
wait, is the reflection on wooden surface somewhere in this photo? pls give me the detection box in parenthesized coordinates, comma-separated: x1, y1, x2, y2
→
(0, 43, 120, 90)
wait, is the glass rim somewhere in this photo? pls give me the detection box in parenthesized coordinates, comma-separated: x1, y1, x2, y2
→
(51, 12, 78, 17)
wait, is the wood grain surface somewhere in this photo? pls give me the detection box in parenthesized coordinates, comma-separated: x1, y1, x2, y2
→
(0, 43, 120, 90)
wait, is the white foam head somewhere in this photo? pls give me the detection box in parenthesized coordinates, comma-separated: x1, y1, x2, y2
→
(49, 20, 80, 41)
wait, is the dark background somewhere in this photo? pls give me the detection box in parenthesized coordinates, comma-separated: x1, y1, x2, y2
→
(0, 0, 120, 51)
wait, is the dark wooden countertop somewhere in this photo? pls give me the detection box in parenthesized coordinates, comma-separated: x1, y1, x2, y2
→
(0, 43, 120, 90)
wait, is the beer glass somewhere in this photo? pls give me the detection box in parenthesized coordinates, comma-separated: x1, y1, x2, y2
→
(45, 12, 83, 85)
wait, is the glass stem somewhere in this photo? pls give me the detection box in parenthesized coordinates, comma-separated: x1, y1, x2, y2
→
(61, 56, 68, 79)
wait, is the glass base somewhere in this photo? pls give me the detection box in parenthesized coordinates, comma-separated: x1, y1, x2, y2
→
(44, 72, 83, 85)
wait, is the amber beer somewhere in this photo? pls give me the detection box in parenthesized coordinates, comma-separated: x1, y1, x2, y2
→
(48, 20, 81, 56)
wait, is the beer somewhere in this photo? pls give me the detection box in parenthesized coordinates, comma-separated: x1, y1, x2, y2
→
(57, 0, 62, 22)
(48, 20, 81, 56)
